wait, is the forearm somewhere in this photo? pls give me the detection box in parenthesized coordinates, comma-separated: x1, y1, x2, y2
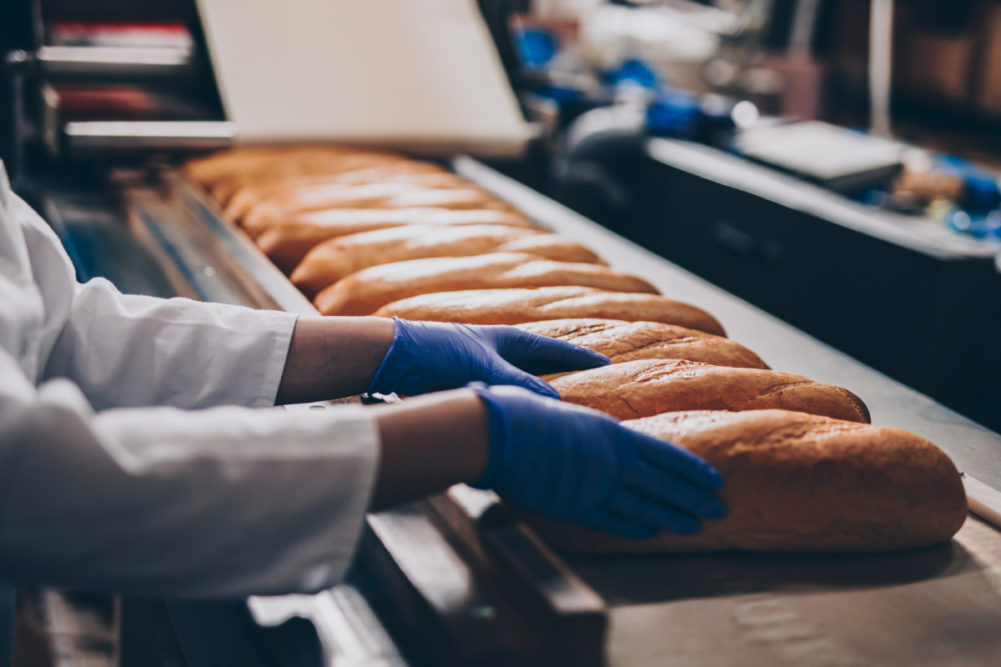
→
(276, 316, 395, 404)
(369, 389, 489, 510)
(0, 376, 379, 597)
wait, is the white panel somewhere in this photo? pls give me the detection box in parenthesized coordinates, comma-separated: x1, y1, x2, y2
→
(195, 0, 531, 155)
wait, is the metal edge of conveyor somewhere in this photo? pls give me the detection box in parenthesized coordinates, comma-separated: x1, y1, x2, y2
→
(452, 154, 1001, 533)
(132, 167, 610, 666)
(644, 137, 1001, 261)
(164, 171, 317, 315)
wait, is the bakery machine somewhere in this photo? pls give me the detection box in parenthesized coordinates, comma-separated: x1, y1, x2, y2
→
(6, 1, 1001, 666)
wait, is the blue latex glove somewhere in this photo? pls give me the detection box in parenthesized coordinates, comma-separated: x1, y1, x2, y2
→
(469, 384, 727, 538)
(368, 318, 609, 399)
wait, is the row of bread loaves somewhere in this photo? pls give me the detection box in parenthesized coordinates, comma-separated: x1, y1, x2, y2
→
(186, 147, 968, 553)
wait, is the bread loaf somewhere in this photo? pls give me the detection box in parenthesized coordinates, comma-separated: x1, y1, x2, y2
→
(291, 225, 603, 296)
(526, 409, 967, 552)
(210, 160, 448, 207)
(315, 253, 659, 316)
(186, 146, 409, 187)
(223, 169, 469, 220)
(242, 184, 512, 236)
(256, 209, 537, 272)
(548, 358, 869, 422)
(515, 319, 767, 369)
(374, 286, 726, 336)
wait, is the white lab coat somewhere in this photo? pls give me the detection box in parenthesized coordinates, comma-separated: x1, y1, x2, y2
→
(0, 162, 380, 661)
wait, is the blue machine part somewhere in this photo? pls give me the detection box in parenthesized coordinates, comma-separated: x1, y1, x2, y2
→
(605, 58, 662, 91)
(515, 27, 557, 69)
(934, 155, 1001, 214)
(646, 90, 701, 138)
(946, 209, 1001, 239)
(532, 84, 585, 104)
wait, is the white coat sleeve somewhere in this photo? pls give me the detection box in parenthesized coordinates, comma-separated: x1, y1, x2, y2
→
(0, 349, 379, 598)
(42, 278, 299, 410)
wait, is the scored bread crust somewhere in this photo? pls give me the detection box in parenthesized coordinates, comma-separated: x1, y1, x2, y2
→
(373, 286, 726, 336)
(255, 209, 537, 272)
(525, 409, 968, 553)
(210, 160, 448, 207)
(548, 358, 870, 423)
(516, 318, 767, 369)
(242, 184, 513, 236)
(290, 225, 604, 297)
(187, 147, 412, 188)
(315, 253, 660, 316)
(223, 169, 469, 220)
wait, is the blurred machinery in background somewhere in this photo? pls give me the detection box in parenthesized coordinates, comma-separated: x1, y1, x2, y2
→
(497, 0, 1001, 432)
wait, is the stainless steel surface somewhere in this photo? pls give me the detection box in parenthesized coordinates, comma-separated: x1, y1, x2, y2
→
(247, 587, 406, 667)
(573, 517, 1001, 666)
(64, 121, 235, 153)
(169, 174, 317, 316)
(966, 476, 1001, 529)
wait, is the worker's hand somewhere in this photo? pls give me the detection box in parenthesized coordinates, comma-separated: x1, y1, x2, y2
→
(367, 318, 609, 399)
(468, 384, 727, 538)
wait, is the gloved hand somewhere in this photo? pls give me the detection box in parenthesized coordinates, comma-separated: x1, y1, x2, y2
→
(469, 383, 727, 538)
(368, 318, 609, 399)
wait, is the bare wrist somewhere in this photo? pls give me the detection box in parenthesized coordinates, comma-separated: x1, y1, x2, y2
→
(370, 388, 490, 510)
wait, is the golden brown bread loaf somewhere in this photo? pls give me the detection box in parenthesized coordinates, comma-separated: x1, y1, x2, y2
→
(185, 146, 409, 184)
(526, 409, 968, 552)
(210, 160, 448, 207)
(548, 358, 870, 422)
(242, 184, 512, 235)
(255, 209, 537, 272)
(222, 169, 470, 220)
(515, 318, 767, 369)
(374, 286, 726, 336)
(315, 253, 659, 316)
(290, 225, 604, 296)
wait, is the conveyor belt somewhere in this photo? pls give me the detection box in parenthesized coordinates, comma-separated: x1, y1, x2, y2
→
(120, 157, 1001, 666)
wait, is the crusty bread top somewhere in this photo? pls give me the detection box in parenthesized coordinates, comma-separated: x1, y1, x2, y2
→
(315, 253, 660, 316)
(516, 318, 767, 369)
(289, 224, 604, 297)
(242, 184, 512, 234)
(210, 160, 448, 206)
(186, 146, 410, 186)
(244, 199, 533, 239)
(267, 206, 534, 230)
(526, 409, 967, 553)
(626, 410, 967, 549)
(223, 169, 468, 220)
(548, 358, 870, 422)
(290, 224, 538, 290)
(373, 286, 726, 336)
(255, 209, 538, 272)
